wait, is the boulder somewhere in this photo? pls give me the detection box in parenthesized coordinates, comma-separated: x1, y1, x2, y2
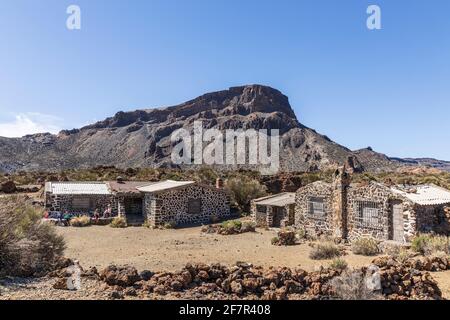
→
(0, 181, 16, 193)
(100, 265, 141, 287)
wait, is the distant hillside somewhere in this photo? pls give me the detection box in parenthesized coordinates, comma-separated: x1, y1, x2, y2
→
(0, 84, 445, 174)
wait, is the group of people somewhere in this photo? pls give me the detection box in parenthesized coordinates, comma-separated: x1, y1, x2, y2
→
(43, 204, 114, 225)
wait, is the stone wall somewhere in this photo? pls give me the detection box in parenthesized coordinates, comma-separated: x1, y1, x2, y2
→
(143, 185, 231, 227)
(295, 181, 334, 237)
(251, 202, 296, 228)
(346, 183, 392, 241)
(414, 204, 450, 235)
(45, 192, 118, 215)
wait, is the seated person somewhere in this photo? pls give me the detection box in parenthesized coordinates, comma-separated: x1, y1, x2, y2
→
(103, 204, 112, 218)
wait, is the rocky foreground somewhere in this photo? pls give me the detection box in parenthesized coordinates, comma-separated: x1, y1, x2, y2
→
(1, 255, 448, 300)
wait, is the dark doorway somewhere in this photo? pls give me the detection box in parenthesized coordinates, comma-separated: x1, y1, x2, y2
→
(272, 207, 285, 227)
(124, 197, 144, 225)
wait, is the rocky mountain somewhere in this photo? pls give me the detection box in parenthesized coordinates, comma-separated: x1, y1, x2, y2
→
(0, 85, 442, 174)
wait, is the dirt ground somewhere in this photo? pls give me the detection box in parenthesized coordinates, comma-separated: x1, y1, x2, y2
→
(58, 225, 376, 272)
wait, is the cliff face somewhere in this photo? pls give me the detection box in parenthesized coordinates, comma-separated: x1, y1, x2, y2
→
(0, 85, 405, 174)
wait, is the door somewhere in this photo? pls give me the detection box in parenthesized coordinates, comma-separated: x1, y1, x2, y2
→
(391, 201, 404, 242)
(272, 207, 284, 227)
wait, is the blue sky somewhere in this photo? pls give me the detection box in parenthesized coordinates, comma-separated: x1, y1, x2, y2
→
(0, 0, 449, 160)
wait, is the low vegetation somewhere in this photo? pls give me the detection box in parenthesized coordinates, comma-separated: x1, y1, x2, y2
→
(411, 234, 450, 256)
(69, 216, 91, 227)
(0, 196, 65, 277)
(226, 176, 267, 214)
(329, 258, 348, 270)
(109, 216, 127, 228)
(309, 241, 342, 260)
(163, 221, 177, 229)
(351, 237, 380, 256)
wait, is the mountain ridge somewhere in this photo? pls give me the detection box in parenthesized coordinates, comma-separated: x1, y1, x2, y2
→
(0, 85, 447, 174)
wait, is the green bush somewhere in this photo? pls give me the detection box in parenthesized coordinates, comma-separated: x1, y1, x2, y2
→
(142, 220, 152, 228)
(411, 234, 449, 255)
(0, 196, 65, 277)
(330, 258, 348, 270)
(351, 237, 380, 256)
(70, 216, 91, 227)
(271, 237, 280, 245)
(110, 216, 127, 228)
(240, 221, 256, 233)
(225, 177, 267, 213)
(221, 220, 242, 232)
(163, 221, 177, 229)
(309, 242, 342, 260)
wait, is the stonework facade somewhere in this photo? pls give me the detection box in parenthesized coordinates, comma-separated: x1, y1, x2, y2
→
(251, 193, 295, 228)
(45, 193, 118, 215)
(143, 184, 231, 227)
(294, 169, 450, 243)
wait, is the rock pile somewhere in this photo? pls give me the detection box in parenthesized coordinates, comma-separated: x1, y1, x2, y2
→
(46, 259, 443, 300)
(371, 256, 443, 300)
(201, 221, 256, 235)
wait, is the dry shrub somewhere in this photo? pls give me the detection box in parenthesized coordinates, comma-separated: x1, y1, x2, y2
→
(221, 220, 242, 233)
(411, 234, 450, 256)
(70, 216, 91, 227)
(330, 258, 348, 271)
(309, 241, 341, 260)
(110, 216, 127, 228)
(329, 269, 383, 300)
(225, 177, 266, 214)
(351, 237, 380, 256)
(0, 196, 65, 277)
(240, 221, 256, 233)
(163, 221, 177, 229)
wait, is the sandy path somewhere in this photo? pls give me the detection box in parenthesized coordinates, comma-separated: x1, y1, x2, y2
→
(58, 226, 375, 272)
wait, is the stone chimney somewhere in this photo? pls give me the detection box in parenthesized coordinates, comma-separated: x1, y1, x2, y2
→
(332, 167, 351, 239)
(216, 178, 224, 189)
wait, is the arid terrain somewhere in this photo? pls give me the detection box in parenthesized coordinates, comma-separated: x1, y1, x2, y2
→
(57, 225, 375, 272)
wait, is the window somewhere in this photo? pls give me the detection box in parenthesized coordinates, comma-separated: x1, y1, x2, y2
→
(355, 201, 381, 229)
(188, 198, 201, 214)
(308, 197, 325, 218)
(72, 197, 91, 210)
(256, 205, 267, 214)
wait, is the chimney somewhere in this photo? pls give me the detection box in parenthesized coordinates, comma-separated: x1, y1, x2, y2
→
(332, 167, 351, 240)
(216, 178, 224, 189)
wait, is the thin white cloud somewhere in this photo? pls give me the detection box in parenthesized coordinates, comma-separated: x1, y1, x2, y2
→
(0, 113, 62, 138)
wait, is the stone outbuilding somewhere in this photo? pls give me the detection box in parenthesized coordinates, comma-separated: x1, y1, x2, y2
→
(45, 181, 117, 215)
(137, 180, 231, 227)
(295, 169, 450, 243)
(251, 193, 296, 228)
(45, 179, 231, 227)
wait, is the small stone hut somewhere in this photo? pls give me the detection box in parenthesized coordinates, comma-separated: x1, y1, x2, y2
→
(251, 193, 295, 228)
(45, 182, 117, 215)
(295, 169, 450, 243)
(45, 179, 231, 227)
(137, 180, 231, 227)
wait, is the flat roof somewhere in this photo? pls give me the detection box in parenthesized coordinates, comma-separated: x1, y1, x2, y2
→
(46, 182, 111, 195)
(391, 185, 450, 206)
(137, 180, 195, 193)
(253, 192, 296, 207)
(107, 181, 153, 194)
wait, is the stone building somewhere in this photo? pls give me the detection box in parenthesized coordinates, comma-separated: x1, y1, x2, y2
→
(45, 182, 118, 215)
(138, 180, 231, 227)
(45, 179, 231, 227)
(251, 193, 295, 228)
(295, 169, 450, 243)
